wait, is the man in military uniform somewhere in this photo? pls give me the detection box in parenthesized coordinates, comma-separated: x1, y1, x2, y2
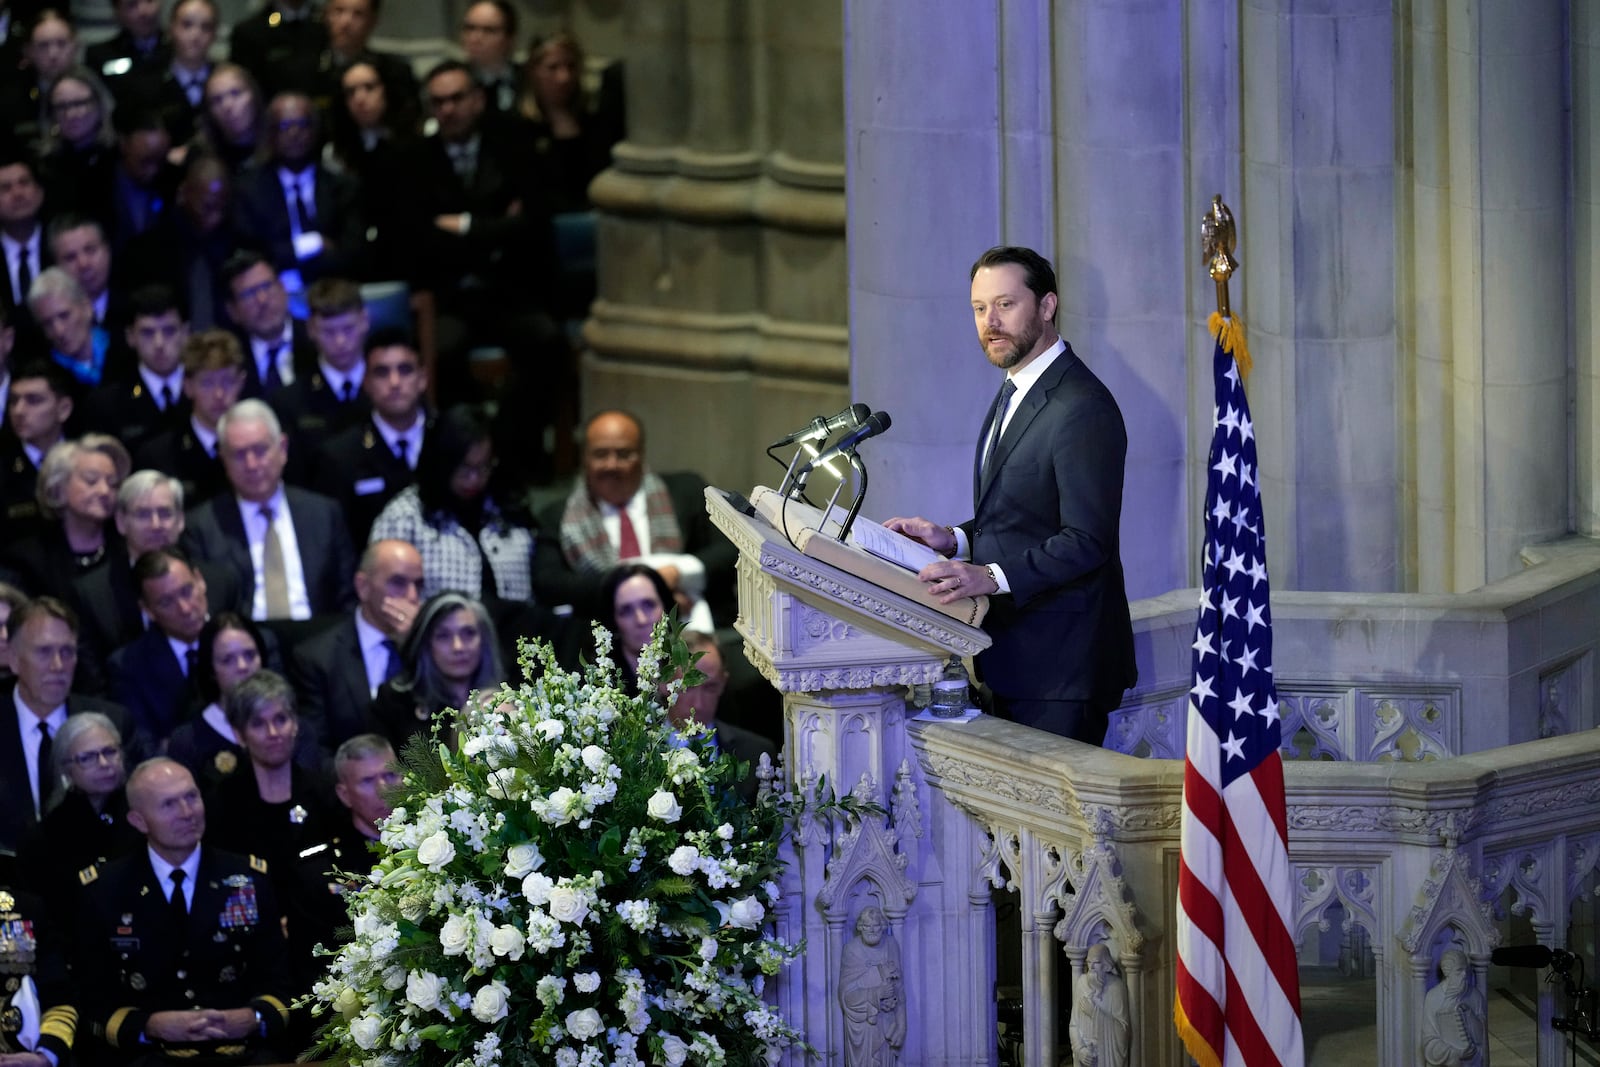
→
(70, 758, 292, 1066)
(0, 861, 75, 1067)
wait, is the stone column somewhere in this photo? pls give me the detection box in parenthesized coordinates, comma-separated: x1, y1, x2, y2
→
(1575, 5, 1600, 540)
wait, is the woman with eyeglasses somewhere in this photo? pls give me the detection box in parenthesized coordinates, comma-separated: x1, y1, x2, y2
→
(4, 435, 131, 602)
(369, 404, 539, 604)
(17, 711, 142, 906)
(368, 591, 504, 756)
(38, 65, 118, 216)
(165, 612, 270, 784)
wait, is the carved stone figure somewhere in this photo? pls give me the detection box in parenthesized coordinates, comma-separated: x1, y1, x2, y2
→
(1068, 943, 1131, 1067)
(839, 906, 906, 1067)
(1421, 949, 1484, 1066)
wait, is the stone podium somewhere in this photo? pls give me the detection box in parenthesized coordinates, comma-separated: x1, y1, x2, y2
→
(705, 486, 1001, 1066)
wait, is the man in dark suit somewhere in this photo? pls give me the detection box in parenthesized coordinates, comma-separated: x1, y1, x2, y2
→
(181, 397, 358, 625)
(672, 631, 776, 801)
(534, 409, 738, 629)
(69, 757, 293, 1064)
(232, 92, 364, 284)
(107, 546, 216, 747)
(0, 360, 72, 533)
(317, 0, 417, 117)
(230, 0, 328, 100)
(459, 0, 519, 113)
(886, 246, 1137, 744)
(0, 152, 50, 355)
(0, 596, 135, 854)
(289, 538, 421, 756)
(309, 326, 424, 543)
(79, 283, 190, 457)
(135, 328, 245, 506)
(85, 0, 170, 92)
(266, 275, 370, 484)
(221, 250, 317, 398)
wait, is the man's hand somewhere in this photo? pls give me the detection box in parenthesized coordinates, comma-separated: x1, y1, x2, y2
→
(145, 1010, 224, 1043)
(882, 516, 956, 557)
(434, 214, 468, 235)
(379, 595, 420, 638)
(915, 559, 998, 604)
(0, 1051, 52, 1067)
(210, 1008, 260, 1040)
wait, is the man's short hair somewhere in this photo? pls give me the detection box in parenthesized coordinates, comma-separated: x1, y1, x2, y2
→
(132, 544, 195, 589)
(29, 8, 75, 36)
(125, 756, 189, 807)
(11, 594, 78, 639)
(469, 0, 518, 42)
(335, 733, 395, 777)
(220, 249, 273, 292)
(114, 106, 170, 140)
(26, 266, 87, 313)
(216, 398, 282, 444)
(127, 283, 184, 322)
(224, 669, 297, 734)
(10, 359, 74, 397)
(306, 277, 363, 319)
(38, 435, 132, 517)
(969, 246, 1059, 323)
(182, 329, 245, 375)
(424, 58, 476, 88)
(117, 469, 185, 514)
(363, 324, 417, 359)
(44, 212, 106, 253)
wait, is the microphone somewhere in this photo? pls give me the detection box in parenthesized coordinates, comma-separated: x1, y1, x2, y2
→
(768, 403, 873, 449)
(795, 411, 892, 479)
(1491, 944, 1571, 969)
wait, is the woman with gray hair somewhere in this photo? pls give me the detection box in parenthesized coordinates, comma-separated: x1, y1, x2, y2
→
(3, 434, 131, 600)
(16, 711, 141, 906)
(369, 591, 505, 755)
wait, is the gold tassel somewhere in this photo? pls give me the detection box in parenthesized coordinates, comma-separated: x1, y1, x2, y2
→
(1207, 310, 1253, 381)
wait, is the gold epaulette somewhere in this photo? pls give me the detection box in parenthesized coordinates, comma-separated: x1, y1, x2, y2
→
(79, 864, 99, 885)
(249, 856, 268, 874)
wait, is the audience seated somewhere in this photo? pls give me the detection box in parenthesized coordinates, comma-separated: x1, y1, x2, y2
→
(519, 31, 623, 216)
(460, 0, 519, 113)
(165, 610, 268, 784)
(86, 0, 170, 92)
(368, 590, 502, 756)
(2, 10, 79, 149)
(105, 106, 179, 249)
(0, 360, 74, 533)
(4, 433, 129, 603)
(310, 326, 424, 543)
(195, 60, 264, 174)
(134, 327, 243, 503)
(327, 58, 417, 280)
(229, 0, 329, 101)
(122, 153, 234, 329)
(221, 249, 315, 396)
(672, 629, 776, 801)
(233, 91, 364, 285)
(80, 281, 188, 454)
(0, 596, 135, 855)
(600, 562, 672, 693)
(38, 66, 118, 219)
(0, 152, 51, 351)
(268, 275, 370, 480)
(318, 0, 416, 121)
(108, 545, 219, 745)
(46, 214, 125, 353)
(290, 538, 421, 756)
(28, 265, 109, 390)
(181, 397, 358, 625)
(535, 409, 736, 631)
(124, 0, 216, 147)
(16, 708, 143, 914)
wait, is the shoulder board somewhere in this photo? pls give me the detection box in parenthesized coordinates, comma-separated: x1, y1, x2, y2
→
(299, 842, 329, 860)
(249, 855, 269, 874)
(79, 864, 99, 885)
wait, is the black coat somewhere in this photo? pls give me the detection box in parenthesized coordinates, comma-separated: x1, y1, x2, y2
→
(309, 416, 419, 544)
(288, 613, 379, 756)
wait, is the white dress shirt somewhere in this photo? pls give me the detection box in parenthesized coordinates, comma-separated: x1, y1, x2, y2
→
(373, 414, 423, 469)
(238, 486, 313, 620)
(354, 610, 392, 698)
(250, 325, 297, 388)
(601, 491, 712, 631)
(147, 844, 202, 908)
(138, 365, 185, 411)
(13, 690, 67, 818)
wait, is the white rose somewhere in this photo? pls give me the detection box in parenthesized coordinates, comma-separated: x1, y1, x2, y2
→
(668, 845, 700, 876)
(349, 1014, 383, 1050)
(416, 831, 456, 871)
(383, 966, 407, 990)
(547, 886, 590, 926)
(698, 936, 718, 962)
(438, 913, 472, 956)
(521, 871, 554, 905)
(580, 744, 608, 772)
(333, 985, 361, 1020)
(488, 924, 525, 960)
(504, 842, 544, 878)
(646, 790, 682, 824)
(661, 1034, 689, 1067)
(405, 970, 445, 1012)
(565, 1007, 603, 1040)
(573, 971, 600, 993)
(352, 909, 380, 938)
(471, 981, 510, 1023)
(722, 896, 766, 930)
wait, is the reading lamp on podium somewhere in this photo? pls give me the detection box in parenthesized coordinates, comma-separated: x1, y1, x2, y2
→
(789, 410, 893, 543)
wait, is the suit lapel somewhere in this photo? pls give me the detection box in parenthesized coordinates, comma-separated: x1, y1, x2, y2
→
(340, 621, 372, 706)
(217, 496, 257, 602)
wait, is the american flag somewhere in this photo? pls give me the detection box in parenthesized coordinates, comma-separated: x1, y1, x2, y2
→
(1174, 326, 1304, 1067)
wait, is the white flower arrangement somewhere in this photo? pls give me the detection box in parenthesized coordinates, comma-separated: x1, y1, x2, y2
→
(304, 623, 860, 1067)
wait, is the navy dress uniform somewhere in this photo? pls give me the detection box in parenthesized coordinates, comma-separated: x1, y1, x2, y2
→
(0, 882, 76, 1063)
(72, 849, 292, 1065)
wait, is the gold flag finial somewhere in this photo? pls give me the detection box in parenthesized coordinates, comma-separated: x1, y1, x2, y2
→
(1200, 194, 1238, 318)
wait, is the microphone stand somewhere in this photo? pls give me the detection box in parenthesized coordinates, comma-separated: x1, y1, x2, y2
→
(831, 450, 869, 543)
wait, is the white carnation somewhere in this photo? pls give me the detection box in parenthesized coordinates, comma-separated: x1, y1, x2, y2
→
(349, 1014, 383, 1050)
(535, 974, 566, 1006)
(580, 744, 608, 772)
(646, 790, 682, 824)
(668, 845, 700, 875)
(719, 895, 766, 930)
(534, 718, 564, 741)
(573, 971, 600, 993)
(522, 871, 554, 905)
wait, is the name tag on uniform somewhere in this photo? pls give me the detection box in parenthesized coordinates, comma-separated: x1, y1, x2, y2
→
(354, 477, 386, 496)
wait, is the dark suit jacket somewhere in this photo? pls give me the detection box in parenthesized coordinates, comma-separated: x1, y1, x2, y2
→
(309, 416, 419, 544)
(85, 30, 171, 91)
(72, 553, 248, 671)
(231, 160, 365, 282)
(228, 3, 330, 99)
(79, 374, 190, 457)
(232, 319, 319, 400)
(265, 367, 370, 485)
(71, 846, 293, 1058)
(288, 613, 376, 757)
(133, 423, 229, 505)
(961, 344, 1137, 707)
(714, 719, 776, 802)
(106, 624, 199, 743)
(533, 469, 739, 626)
(0, 226, 51, 351)
(121, 211, 234, 329)
(122, 62, 207, 144)
(180, 485, 358, 619)
(0, 683, 136, 854)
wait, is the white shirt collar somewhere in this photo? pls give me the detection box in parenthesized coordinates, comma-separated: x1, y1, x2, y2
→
(1004, 337, 1066, 394)
(353, 607, 388, 653)
(147, 843, 202, 900)
(13, 686, 66, 731)
(319, 358, 363, 397)
(0, 228, 39, 259)
(138, 365, 185, 406)
(237, 483, 289, 529)
(167, 633, 200, 673)
(372, 413, 423, 461)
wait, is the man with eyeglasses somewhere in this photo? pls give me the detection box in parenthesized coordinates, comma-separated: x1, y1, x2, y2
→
(459, 0, 519, 113)
(233, 92, 364, 287)
(0, 596, 135, 855)
(219, 250, 315, 398)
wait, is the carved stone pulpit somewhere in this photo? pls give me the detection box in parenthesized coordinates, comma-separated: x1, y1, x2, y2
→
(706, 487, 999, 1066)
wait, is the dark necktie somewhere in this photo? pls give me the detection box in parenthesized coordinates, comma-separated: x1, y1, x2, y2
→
(381, 638, 401, 683)
(184, 645, 199, 677)
(14, 247, 31, 304)
(159, 384, 175, 411)
(35, 721, 53, 810)
(394, 437, 409, 468)
(617, 509, 641, 559)
(339, 379, 355, 403)
(982, 378, 1017, 478)
(168, 868, 188, 931)
(290, 179, 314, 230)
(264, 344, 285, 392)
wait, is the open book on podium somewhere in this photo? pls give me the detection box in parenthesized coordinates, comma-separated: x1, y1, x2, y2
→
(748, 485, 990, 627)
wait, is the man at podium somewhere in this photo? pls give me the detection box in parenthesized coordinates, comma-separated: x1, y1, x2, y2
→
(886, 246, 1136, 744)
